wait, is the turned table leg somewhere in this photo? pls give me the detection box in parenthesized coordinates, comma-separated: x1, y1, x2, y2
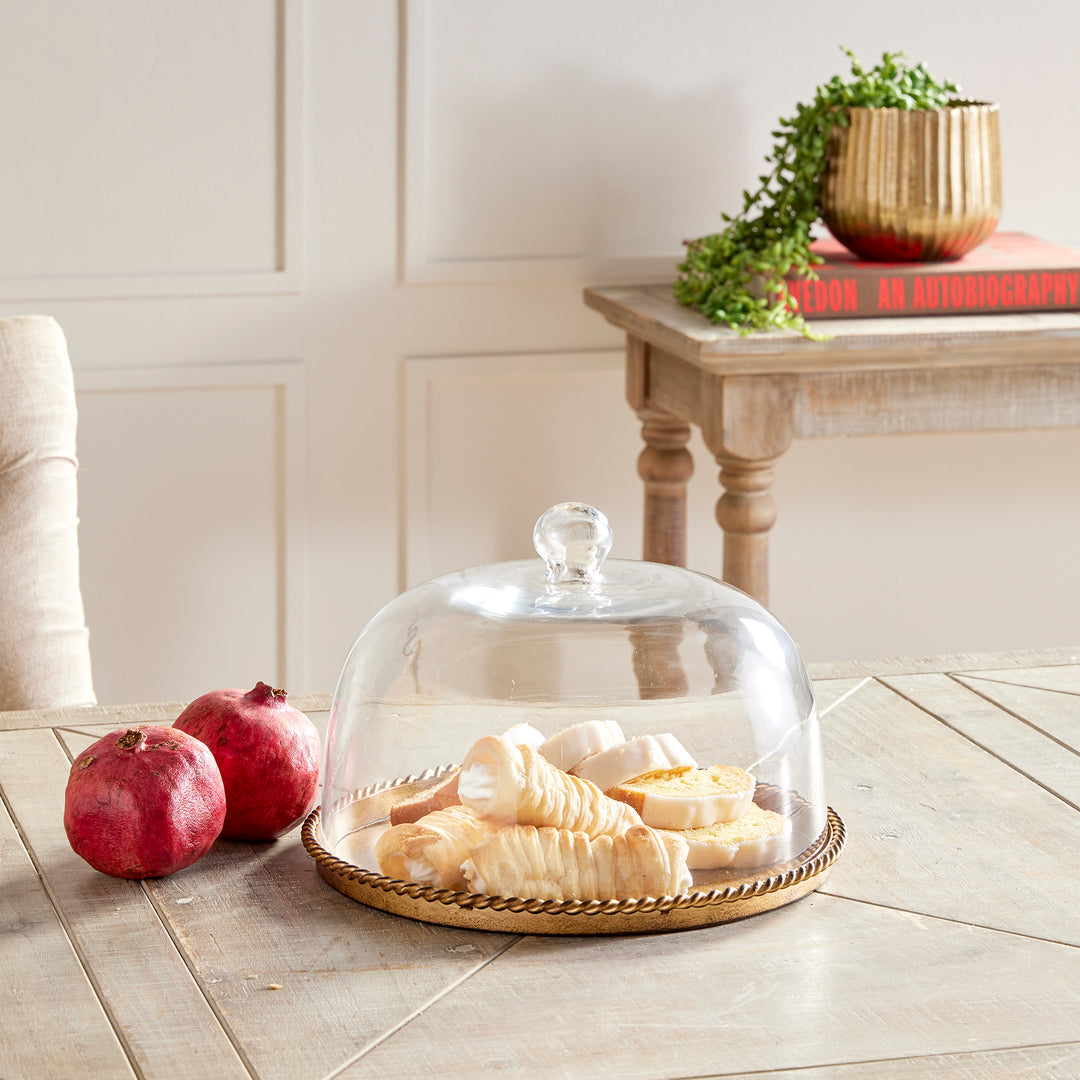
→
(629, 620, 689, 699)
(714, 453, 780, 607)
(702, 374, 795, 609)
(636, 408, 693, 566)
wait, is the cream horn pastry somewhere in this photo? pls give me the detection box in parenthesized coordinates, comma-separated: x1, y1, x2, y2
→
(375, 804, 497, 890)
(458, 734, 642, 837)
(460, 824, 692, 900)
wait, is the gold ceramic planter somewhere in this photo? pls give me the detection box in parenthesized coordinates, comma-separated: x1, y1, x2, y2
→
(820, 101, 1001, 262)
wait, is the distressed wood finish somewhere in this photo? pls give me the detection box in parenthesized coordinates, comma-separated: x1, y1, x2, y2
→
(817, 678, 1080, 943)
(882, 672, 1080, 809)
(586, 285, 1080, 375)
(2, 652, 1078, 1079)
(628, 336, 695, 567)
(585, 285, 1080, 603)
(0, 728, 251, 1079)
(805, 645, 1080, 681)
(0, 775, 136, 1080)
(0, 691, 332, 734)
(344, 894, 1080, 1080)
(709, 1043, 1080, 1080)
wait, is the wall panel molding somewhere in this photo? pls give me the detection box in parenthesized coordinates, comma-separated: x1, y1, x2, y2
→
(400, 0, 678, 285)
(74, 361, 309, 692)
(401, 348, 624, 588)
(0, 0, 306, 301)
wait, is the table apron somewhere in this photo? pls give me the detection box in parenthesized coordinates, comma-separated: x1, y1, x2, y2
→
(647, 354, 1080, 444)
(792, 362, 1080, 438)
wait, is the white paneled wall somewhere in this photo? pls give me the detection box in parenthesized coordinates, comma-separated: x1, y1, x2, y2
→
(1, 0, 1078, 704)
(402, 351, 639, 587)
(74, 363, 307, 704)
(0, 0, 303, 299)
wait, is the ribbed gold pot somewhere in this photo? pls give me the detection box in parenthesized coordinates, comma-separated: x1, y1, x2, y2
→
(820, 101, 1001, 262)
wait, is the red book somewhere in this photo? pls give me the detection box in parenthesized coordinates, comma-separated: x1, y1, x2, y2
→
(785, 232, 1080, 319)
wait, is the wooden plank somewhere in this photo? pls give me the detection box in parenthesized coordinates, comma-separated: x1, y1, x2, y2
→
(21, 714, 514, 1080)
(793, 363, 1080, 438)
(336, 893, 1080, 1079)
(0, 728, 251, 1080)
(0, 700, 186, 733)
(583, 285, 1080, 375)
(0, 691, 332, 733)
(706, 1042, 1080, 1079)
(953, 675, 1080, 755)
(651, 358, 1080, 444)
(957, 663, 1080, 695)
(883, 674, 1080, 807)
(0, 782, 136, 1080)
(811, 676, 870, 717)
(817, 678, 1080, 943)
(58, 704, 333, 758)
(805, 646, 1080, 681)
(147, 830, 518, 1080)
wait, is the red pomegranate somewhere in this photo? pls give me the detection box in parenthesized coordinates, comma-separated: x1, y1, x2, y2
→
(173, 682, 320, 841)
(64, 726, 226, 879)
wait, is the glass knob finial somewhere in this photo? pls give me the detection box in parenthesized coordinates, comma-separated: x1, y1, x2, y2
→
(533, 503, 613, 584)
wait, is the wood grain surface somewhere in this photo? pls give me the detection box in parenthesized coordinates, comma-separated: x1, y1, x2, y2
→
(1, 653, 1077, 1079)
(587, 281, 1080, 603)
(584, 285, 1080, 376)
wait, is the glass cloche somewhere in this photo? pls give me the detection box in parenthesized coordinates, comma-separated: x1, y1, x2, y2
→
(304, 503, 844, 934)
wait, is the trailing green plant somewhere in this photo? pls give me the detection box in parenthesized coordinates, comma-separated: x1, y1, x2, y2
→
(673, 49, 959, 337)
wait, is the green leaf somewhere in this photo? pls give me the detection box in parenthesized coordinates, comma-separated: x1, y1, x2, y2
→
(673, 44, 959, 339)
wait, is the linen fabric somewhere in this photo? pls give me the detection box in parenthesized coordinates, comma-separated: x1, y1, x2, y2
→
(0, 316, 95, 709)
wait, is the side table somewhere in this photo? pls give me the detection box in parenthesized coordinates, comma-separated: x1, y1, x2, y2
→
(585, 284, 1080, 607)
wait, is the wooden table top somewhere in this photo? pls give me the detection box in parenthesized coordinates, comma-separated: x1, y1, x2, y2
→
(584, 284, 1080, 375)
(4, 648, 1080, 1079)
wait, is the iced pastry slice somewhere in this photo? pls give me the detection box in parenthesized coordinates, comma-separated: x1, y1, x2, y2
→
(375, 804, 497, 889)
(389, 769, 461, 825)
(539, 719, 625, 773)
(502, 723, 547, 751)
(461, 823, 691, 900)
(607, 765, 756, 829)
(458, 734, 641, 837)
(657, 803, 791, 869)
(571, 733, 696, 793)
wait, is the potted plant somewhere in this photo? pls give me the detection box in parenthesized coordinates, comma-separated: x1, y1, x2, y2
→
(673, 50, 1001, 337)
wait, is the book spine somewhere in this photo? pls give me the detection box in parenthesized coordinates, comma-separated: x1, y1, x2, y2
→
(783, 267, 1080, 319)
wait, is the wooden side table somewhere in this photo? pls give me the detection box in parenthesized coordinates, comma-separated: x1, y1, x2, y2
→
(585, 285, 1080, 607)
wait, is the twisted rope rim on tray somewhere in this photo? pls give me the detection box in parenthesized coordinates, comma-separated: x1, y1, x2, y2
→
(301, 776, 846, 918)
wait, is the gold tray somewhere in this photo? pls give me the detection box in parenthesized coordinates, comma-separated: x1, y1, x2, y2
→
(302, 772, 845, 935)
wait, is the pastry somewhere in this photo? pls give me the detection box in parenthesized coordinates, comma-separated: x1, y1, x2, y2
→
(387, 722, 545, 825)
(571, 733, 696, 792)
(539, 719, 624, 773)
(458, 734, 641, 837)
(460, 823, 692, 900)
(375, 804, 497, 889)
(607, 765, 756, 829)
(657, 803, 791, 869)
(388, 770, 461, 825)
(502, 722, 546, 751)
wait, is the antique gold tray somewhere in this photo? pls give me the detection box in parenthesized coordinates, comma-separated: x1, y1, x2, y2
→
(302, 769, 845, 935)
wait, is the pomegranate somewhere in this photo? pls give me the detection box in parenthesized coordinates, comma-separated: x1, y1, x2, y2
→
(173, 682, 320, 841)
(64, 726, 226, 879)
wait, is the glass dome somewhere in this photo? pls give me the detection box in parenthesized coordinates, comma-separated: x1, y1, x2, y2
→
(313, 503, 839, 930)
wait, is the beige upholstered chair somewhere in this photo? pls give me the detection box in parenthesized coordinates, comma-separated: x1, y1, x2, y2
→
(0, 316, 95, 710)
